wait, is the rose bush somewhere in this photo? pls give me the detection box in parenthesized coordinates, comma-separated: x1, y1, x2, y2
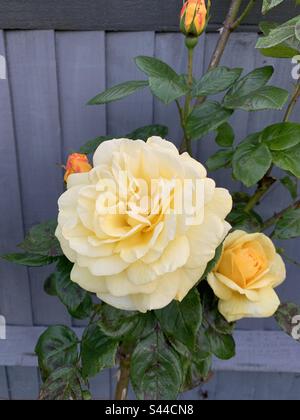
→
(208, 231, 286, 322)
(56, 136, 232, 312)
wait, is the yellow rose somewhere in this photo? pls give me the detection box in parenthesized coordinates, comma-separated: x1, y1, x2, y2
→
(56, 137, 232, 312)
(208, 230, 286, 322)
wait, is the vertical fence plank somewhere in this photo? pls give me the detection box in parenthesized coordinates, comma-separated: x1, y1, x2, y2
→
(7, 367, 39, 400)
(56, 31, 107, 159)
(0, 368, 9, 400)
(55, 31, 107, 328)
(6, 30, 70, 326)
(199, 32, 258, 190)
(153, 33, 206, 149)
(0, 30, 33, 326)
(106, 32, 155, 136)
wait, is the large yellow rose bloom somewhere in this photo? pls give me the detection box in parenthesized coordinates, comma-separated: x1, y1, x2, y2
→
(208, 230, 286, 322)
(56, 137, 232, 312)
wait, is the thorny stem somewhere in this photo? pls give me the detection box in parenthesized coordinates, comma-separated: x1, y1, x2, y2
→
(231, 0, 257, 30)
(114, 345, 132, 401)
(283, 80, 300, 122)
(262, 200, 300, 231)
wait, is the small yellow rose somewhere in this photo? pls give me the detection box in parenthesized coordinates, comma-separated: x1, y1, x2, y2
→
(208, 230, 286, 323)
(56, 137, 232, 312)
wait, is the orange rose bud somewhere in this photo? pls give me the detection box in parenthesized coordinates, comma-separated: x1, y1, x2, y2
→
(180, 0, 207, 37)
(64, 153, 92, 182)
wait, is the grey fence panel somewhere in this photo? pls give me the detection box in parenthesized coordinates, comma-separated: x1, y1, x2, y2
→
(5, 30, 70, 326)
(106, 31, 155, 137)
(0, 29, 300, 400)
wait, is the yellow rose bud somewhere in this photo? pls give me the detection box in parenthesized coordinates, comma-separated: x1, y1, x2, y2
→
(64, 153, 92, 183)
(180, 0, 207, 37)
(208, 231, 286, 323)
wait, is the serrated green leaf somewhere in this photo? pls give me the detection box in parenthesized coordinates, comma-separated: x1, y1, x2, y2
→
(225, 86, 289, 111)
(274, 208, 300, 239)
(44, 274, 57, 297)
(20, 220, 62, 257)
(272, 143, 300, 177)
(79, 136, 112, 155)
(215, 122, 235, 148)
(262, 122, 300, 150)
(39, 367, 86, 401)
(81, 323, 119, 379)
(130, 329, 183, 400)
(205, 327, 236, 360)
(126, 124, 168, 140)
(54, 257, 93, 320)
(35, 326, 79, 381)
(135, 56, 188, 104)
(259, 21, 300, 58)
(88, 81, 149, 105)
(2, 253, 55, 267)
(281, 176, 298, 200)
(227, 204, 263, 233)
(256, 16, 300, 48)
(206, 149, 234, 171)
(233, 133, 273, 187)
(155, 288, 203, 351)
(262, 0, 284, 14)
(186, 101, 233, 140)
(192, 67, 242, 97)
(99, 303, 155, 340)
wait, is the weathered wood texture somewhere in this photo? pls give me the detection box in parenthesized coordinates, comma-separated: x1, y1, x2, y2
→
(0, 29, 299, 399)
(0, 0, 297, 31)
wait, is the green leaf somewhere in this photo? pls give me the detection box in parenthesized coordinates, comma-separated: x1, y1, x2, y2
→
(215, 122, 235, 148)
(44, 274, 57, 297)
(200, 244, 224, 281)
(225, 86, 289, 111)
(155, 288, 203, 351)
(192, 67, 242, 97)
(39, 367, 86, 401)
(206, 149, 234, 171)
(88, 81, 149, 105)
(79, 136, 112, 155)
(99, 303, 155, 340)
(2, 253, 55, 267)
(126, 124, 168, 140)
(201, 284, 235, 335)
(262, 0, 284, 14)
(228, 204, 263, 233)
(258, 22, 300, 58)
(35, 326, 79, 381)
(20, 220, 62, 257)
(81, 323, 119, 379)
(275, 303, 300, 342)
(54, 257, 93, 320)
(261, 122, 300, 150)
(135, 56, 189, 104)
(181, 355, 212, 392)
(79, 125, 169, 155)
(281, 176, 298, 200)
(224, 66, 274, 104)
(206, 327, 236, 360)
(272, 143, 300, 177)
(186, 101, 233, 140)
(130, 329, 183, 400)
(233, 133, 273, 187)
(256, 16, 300, 48)
(274, 208, 300, 239)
